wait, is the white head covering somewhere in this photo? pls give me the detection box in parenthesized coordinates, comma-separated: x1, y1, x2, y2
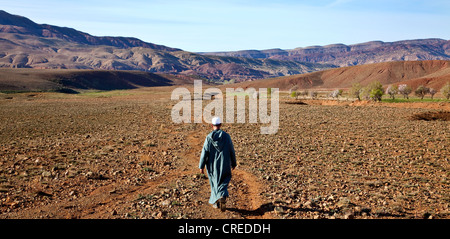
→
(212, 116, 221, 126)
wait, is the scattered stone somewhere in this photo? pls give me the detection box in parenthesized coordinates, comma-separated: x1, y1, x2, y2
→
(35, 191, 52, 197)
(303, 201, 312, 208)
(274, 206, 285, 214)
(337, 197, 351, 208)
(41, 171, 52, 177)
(343, 210, 355, 219)
(156, 211, 167, 218)
(161, 200, 170, 206)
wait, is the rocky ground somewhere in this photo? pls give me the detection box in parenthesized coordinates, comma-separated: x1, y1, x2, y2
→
(0, 89, 449, 219)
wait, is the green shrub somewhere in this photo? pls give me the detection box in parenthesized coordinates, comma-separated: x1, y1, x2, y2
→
(349, 83, 362, 100)
(290, 91, 297, 99)
(441, 82, 450, 100)
(361, 81, 384, 101)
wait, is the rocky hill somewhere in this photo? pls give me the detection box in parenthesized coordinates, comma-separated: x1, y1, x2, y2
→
(231, 60, 450, 91)
(0, 10, 333, 82)
(0, 10, 180, 52)
(200, 39, 450, 67)
(0, 68, 199, 93)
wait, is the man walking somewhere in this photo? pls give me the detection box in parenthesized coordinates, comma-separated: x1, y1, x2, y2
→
(199, 116, 237, 212)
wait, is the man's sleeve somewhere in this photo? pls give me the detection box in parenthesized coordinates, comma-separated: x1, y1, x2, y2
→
(229, 136, 237, 169)
(199, 137, 209, 169)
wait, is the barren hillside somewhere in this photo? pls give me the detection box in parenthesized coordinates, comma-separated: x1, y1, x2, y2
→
(230, 60, 450, 90)
(0, 68, 196, 92)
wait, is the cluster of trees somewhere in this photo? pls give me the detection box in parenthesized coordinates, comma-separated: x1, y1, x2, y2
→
(383, 84, 439, 100)
(342, 81, 385, 101)
(349, 81, 450, 101)
(289, 81, 450, 101)
(289, 86, 318, 99)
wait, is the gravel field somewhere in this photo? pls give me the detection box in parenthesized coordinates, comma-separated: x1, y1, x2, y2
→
(0, 89, 449, 219)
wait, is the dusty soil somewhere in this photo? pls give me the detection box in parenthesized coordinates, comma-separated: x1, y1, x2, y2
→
(0, 89, 449, 219)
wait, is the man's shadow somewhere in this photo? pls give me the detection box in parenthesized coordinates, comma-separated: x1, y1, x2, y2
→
(227, 202, 407, 218)
(226, 202, 329, 217)
(227, 203, 275, 217)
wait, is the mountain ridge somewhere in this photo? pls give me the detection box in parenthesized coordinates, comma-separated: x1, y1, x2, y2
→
(199, 38, 450, 67)
(0, 10, 180, 51)
(0, 10, 333, 82)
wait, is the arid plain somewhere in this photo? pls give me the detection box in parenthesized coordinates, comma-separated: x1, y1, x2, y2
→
(0, 87, 448, 219)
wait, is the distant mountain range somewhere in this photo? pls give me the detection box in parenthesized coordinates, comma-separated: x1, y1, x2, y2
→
(1, 10, 450, 84)
(199, 39, 450, 67)
(0, 10, 332, 82)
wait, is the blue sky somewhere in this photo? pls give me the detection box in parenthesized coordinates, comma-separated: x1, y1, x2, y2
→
(1, 0, 449, 52)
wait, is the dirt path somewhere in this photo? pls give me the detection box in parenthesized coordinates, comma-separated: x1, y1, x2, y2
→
(229, 169, 272, 219)
(82, 126, 272, 219)
(184, 130, 272, 219)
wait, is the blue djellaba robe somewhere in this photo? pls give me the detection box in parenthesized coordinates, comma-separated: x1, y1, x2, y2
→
(199, 129, 237, 205)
